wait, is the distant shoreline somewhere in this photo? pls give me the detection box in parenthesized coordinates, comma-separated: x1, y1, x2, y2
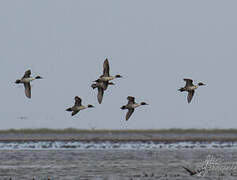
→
(0, 128, 235, 142)
(0, 138, 236, 143)
(0, 128, 237, 134)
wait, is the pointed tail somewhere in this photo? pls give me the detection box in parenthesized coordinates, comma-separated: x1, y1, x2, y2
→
(66, 108, 72, 111)
(178, 87, 185, 92)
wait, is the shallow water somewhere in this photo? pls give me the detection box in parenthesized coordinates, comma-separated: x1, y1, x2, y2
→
(0, 141, 236, 150)
(1, 149, 237, 180)
(1, 132, 237, 179)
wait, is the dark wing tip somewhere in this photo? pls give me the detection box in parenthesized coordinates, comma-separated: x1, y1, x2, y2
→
(75, 96, 81, 101)
(121, 105, 126, 109)
(25, 69, 31, 75)
(66, 107, 72, 111)
(127, 96, 135, 100)
(183, 78, 193, 82)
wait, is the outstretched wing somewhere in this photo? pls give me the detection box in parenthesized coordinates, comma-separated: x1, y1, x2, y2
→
(126, 109, 134, 121)
(74, 96, 82, 106)
(23, 69, 31, 78)
(24, 82, 31, 98)
(97, 88, 104, 104)
(103, 58, 110, 77)
(127, 96, 135, 104)
(184, 79, 193, 87)
(187, 90, 195, 103)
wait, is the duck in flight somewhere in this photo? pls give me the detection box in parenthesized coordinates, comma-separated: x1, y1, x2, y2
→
(92, 58, 118, 104)
(121, 96, 148, 121)
(66, 96, 94, 116)
(94, 58, 122, 82)
(15, 69, 42, 98)
(178, 79, 206, 103)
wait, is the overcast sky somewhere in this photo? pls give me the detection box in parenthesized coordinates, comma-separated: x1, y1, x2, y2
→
(1, 0, 237, 129)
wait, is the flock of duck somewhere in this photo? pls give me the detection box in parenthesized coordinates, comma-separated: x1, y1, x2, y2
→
(15, 58, 206, 121)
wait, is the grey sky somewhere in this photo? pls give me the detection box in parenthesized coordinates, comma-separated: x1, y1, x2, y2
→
(1, 0, 237, 129)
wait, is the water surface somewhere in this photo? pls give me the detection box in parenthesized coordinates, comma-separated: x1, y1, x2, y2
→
(0, 149, 237, 179)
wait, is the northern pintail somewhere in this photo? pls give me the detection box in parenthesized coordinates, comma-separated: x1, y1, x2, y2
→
(94, 58, 122, 82)
(15, 69, 42, 98)
(178, 79, 206, 103)
(91, 80, 115, 104)
(121, 96, 148, 121)
(92, 58, 119, 104)
(66, 96, 94, 116)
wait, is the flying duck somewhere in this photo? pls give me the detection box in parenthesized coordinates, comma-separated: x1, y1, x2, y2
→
(94, 58, 122, 82)
(15, 69, 42, 98)
(178, 79, 206, 103)
(121, 96, 148, 121)
(66, 96, 94, 116)
(92, 58, 119, 104)
(91, 80, 115, 104)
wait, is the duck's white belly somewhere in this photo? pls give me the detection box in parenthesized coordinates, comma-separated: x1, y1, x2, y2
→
(132, 104, 140, 108)
(187, 86, 198, 91)
(101, 76, 114, 81)
(77, 106, 86, 110)
(22, 78, 34, 83)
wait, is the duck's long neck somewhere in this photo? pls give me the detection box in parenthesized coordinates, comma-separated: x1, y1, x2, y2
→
(195, 84, 203, 88)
